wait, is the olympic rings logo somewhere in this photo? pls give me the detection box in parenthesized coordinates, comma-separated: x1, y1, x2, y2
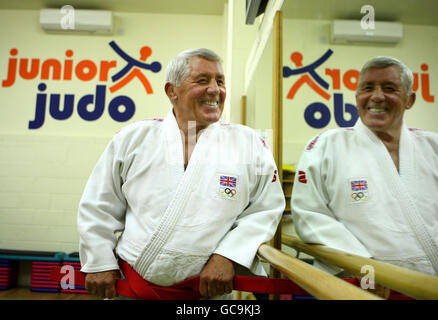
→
(224, 187, 237, 197)
(351, 192, 365, 201)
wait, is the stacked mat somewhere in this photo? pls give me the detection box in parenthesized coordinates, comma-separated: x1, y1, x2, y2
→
(29, 251, 65, 293)
(0, 259, 18, 290)
(61, 252, 87, 294)
(0, 249, 65, 293)
(31, 260, 63, 292)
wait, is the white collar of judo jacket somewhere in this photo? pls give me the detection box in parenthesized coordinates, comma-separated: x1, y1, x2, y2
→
(133, 109, 254, 278)
(162, 108, 222, 167)
(133, 109, 220, 275)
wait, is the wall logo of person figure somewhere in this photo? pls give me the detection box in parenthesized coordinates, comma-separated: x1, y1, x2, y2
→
(283, 49, 434, 129)
(1, 41, 162, 129)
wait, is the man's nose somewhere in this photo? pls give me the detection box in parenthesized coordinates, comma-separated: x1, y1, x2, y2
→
(371, 86, 385, 101)
(207, 80, 220, 94)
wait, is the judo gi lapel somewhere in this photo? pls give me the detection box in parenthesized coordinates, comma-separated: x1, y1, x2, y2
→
(398, 124, 438, 274)
(398, 124, 417, 193)
(356, 120, 438, 274)
(134, 109, 220, 276)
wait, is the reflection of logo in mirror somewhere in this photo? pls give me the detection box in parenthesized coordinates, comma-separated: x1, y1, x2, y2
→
(283, 48, 434, 130)
(283, 49, 359, 129)
(283, 49, 333, 101)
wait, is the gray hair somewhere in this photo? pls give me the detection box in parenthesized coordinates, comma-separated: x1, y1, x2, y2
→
(358, 56, 414, 95)
(165, 48, 222, 87)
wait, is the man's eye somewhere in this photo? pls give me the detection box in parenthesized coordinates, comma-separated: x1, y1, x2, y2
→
(197, 78, 208, 83)
(217, 79, 225, 86)
(384, 86, 395, 91)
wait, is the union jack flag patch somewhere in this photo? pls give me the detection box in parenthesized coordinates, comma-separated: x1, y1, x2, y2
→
(351, 180, 368, 191)
(349, 178, 369, 203)
(217, 174, 238, 200)
(220, 175, 237, 188)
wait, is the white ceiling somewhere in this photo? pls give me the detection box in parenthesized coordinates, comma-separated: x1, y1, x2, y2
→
(0, 0, 437, 26)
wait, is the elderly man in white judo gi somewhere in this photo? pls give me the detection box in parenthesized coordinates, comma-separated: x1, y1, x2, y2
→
(291, 56, 438, 281)
(77, 48, 285, 299)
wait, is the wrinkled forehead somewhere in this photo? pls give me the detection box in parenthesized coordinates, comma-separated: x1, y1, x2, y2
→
(362, 65, 401, 82)
(187, 56, 224, 75)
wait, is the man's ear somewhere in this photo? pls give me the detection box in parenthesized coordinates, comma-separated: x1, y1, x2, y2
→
(165, 82, 178, 102)
(406, 92, 416, 110)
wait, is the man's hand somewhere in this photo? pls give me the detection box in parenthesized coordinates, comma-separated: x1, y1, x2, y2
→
(199, 254, 235, 298)
(85, 270, 121, 299)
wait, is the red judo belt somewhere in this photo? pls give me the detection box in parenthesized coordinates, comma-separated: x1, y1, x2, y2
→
(50, 260, 412, 300)
(50, 259, 310, 299)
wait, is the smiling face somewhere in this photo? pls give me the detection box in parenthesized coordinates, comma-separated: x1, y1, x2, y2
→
(356, 66, 415, 137)
(166, 56, 226, 132)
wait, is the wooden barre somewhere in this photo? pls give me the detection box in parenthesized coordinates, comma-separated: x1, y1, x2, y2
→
(257, 243, 381, 300)
(282, 234, 438, 300)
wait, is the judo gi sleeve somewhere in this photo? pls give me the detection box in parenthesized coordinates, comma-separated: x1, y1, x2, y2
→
(213, 136, 285, 276)
(78, 137, 127, 273)
(291, 135, 371, 274)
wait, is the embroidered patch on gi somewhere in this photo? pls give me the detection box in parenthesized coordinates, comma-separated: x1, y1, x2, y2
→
(349, 179, 369, 203)
(217, 174, 238, 200)
(298, 171, 307, 184)
(271, 170, 277, 183)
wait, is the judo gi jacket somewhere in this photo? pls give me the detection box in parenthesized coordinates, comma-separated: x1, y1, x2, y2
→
(78, 109, 285, 286)
(291, 119, 438, 276)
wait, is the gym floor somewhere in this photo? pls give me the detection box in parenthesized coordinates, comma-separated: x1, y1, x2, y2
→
(0, 287, 100, 300)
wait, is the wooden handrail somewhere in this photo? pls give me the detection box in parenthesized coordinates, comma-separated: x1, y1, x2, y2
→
(257, 243, 381, 300)
(282, 234, 438, 300)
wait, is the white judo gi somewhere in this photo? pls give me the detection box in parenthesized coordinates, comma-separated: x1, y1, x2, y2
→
(291, 119, 438, 276)
(78, 109, 285, 286)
